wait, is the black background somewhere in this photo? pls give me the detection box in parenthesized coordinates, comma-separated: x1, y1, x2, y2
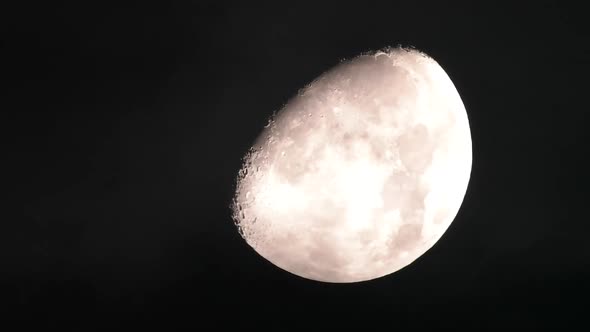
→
(4, 1, 589, 329)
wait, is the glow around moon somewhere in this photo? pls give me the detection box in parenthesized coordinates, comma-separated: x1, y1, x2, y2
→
(231, 47, 472, 283)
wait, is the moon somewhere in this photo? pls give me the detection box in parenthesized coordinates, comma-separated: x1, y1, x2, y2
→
(231, 47, 472, 283)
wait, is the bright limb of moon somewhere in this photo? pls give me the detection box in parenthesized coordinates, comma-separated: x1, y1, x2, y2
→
(231, 47, 472, 283)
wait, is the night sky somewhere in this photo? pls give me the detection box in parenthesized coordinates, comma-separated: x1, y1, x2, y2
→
(4, 2, 589, 329)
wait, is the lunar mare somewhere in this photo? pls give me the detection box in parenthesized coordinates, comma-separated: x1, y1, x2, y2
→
(231, 47, 472, 283)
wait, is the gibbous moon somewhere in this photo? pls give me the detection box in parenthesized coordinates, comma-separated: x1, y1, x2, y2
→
(231, 47, 472, 283)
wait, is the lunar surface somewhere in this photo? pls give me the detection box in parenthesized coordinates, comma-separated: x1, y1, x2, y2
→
(231, 47, 472, 283)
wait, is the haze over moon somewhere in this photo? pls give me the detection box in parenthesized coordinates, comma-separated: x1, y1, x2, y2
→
(231, 47, 472, 283)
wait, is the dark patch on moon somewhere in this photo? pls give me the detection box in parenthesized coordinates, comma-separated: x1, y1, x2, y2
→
(394, 223, 423, 251)
(398, 123, 433, 172)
